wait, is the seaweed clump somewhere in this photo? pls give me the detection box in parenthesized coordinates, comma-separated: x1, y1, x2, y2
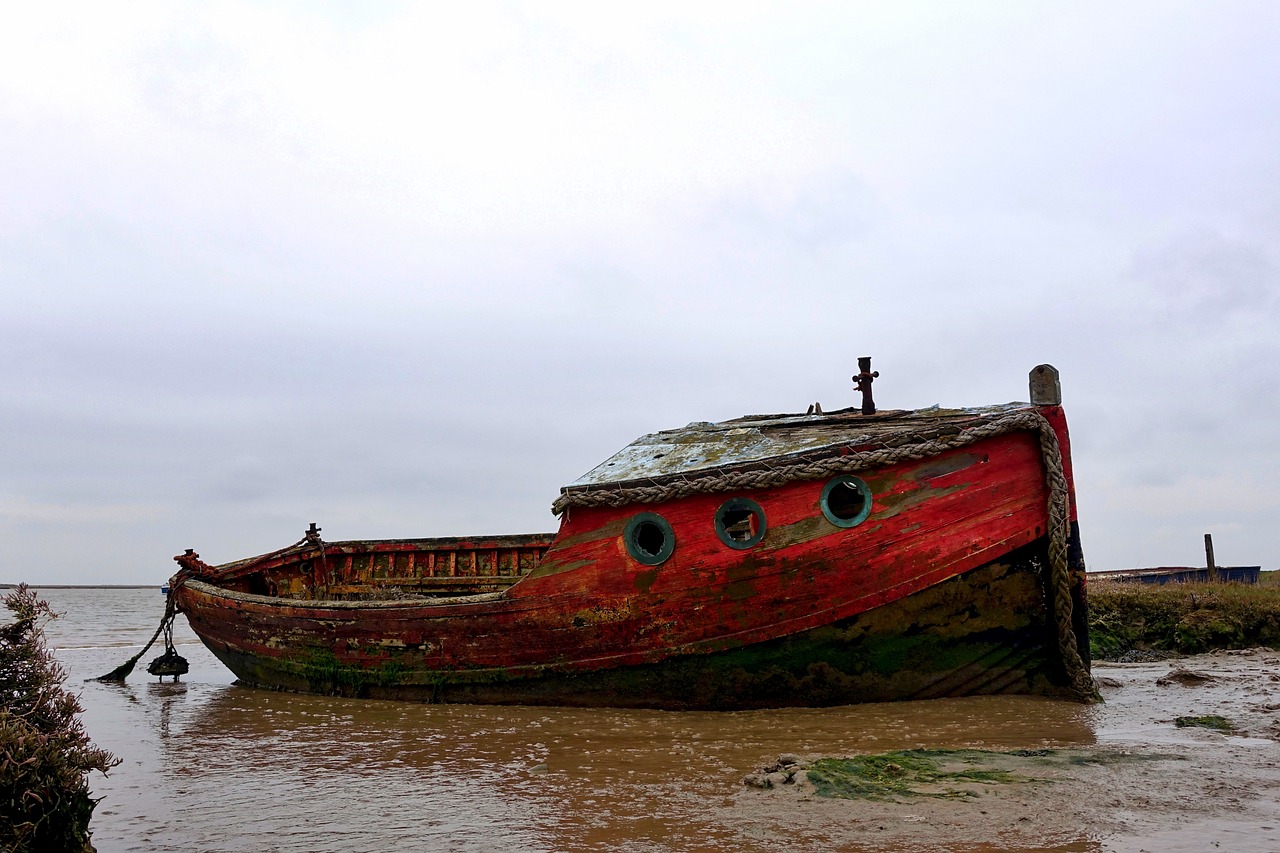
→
(744, 749, 1188, 801)
(1174, 715, 1237, 733)
(1, 585, 118, 853)
(805, 750, 1018, 800)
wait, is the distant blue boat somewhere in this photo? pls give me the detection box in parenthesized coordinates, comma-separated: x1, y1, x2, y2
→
(1090, 566, 1261, 585)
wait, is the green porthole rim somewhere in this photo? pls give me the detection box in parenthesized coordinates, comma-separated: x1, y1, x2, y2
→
(820, 475, 873, 528)
(714, 497, 767, 550)
(624, 512, 675, 566)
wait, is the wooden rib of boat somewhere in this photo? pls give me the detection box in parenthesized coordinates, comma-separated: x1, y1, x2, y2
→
(170, 363, 1096, 709)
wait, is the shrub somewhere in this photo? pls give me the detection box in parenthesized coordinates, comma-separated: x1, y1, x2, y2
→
(1, 585, 118, 853)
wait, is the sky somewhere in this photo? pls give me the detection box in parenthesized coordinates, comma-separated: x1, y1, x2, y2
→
(2, 1, 1277, 584)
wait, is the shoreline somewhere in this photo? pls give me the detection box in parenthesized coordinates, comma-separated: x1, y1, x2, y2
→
(0, 584, 160, 590)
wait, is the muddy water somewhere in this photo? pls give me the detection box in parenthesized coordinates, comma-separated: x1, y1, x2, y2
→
(31, 587, 1280, 852)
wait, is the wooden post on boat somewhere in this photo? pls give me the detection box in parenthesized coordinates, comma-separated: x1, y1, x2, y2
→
(1205, 533, 1218, 583)
(1029, 364, 1061, 406)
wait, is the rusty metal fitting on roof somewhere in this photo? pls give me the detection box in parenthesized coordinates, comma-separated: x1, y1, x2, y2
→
(853, 356, 879, 415)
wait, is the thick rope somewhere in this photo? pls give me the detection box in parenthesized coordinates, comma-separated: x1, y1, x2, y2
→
(554, 411, 1049, 513)
(1032, 420, 1102, 702)
(554, 409, 1099, 702)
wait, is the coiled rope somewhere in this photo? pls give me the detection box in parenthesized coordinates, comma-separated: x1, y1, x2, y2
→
(553, 409, 1100, 702)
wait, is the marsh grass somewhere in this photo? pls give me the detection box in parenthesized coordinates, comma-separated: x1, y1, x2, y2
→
(1088, 578, 1280, 659)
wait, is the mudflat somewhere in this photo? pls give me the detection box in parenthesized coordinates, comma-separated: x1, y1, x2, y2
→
(736, 649, 1280, 852)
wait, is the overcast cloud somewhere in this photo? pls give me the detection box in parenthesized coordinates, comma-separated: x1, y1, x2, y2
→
(2, 1, 1277, 583)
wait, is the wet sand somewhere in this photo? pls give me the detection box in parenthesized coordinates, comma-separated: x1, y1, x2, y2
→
(30, 589, 1280, 852)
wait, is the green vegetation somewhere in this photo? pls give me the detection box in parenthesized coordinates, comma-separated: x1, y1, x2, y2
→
(1, 585, 118, 853)
(806, 749, 1021, 800)
(1088, 579, 1280, 659)
(1174, 715, 1237, 733)
(798, 748, 1186, 801)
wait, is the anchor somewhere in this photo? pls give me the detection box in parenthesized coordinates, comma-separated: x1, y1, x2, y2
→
(146, 618, 189, 682)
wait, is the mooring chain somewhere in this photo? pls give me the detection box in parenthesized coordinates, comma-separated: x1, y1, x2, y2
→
(553, 409, 1100, 702)
(93, 530, 331, 683)
(89, 580, 180, 682)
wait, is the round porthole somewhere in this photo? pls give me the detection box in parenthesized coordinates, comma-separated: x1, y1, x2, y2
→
(820, 476, 872, 527)
(624, 512, 675, 565)
(714, 497, 766, 549)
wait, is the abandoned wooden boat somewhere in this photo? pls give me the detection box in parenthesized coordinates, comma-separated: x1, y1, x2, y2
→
(169, 362, 1096, 709)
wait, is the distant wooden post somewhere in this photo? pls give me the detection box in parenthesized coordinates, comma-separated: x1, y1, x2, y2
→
(1205, 533, 1218, 582)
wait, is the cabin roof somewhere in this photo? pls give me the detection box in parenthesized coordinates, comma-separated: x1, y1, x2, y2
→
(563, 401, 1032, 493)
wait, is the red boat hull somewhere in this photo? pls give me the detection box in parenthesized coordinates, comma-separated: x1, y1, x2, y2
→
(173, 405, 1090, 709)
